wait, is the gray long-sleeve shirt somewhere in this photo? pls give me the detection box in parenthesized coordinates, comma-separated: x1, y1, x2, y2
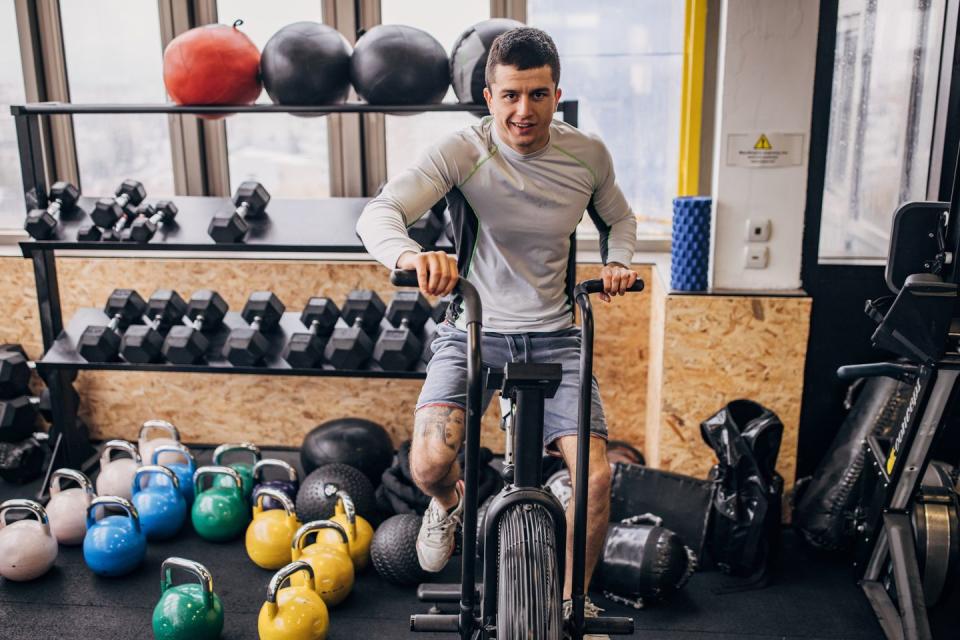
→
(356, 116, 637, 333)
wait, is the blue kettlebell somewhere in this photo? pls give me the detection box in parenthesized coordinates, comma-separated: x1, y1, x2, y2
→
(83, 495, 147, 577)
(132, 465, 187, 541)
(151, 444, 197, 504)
(252, 459, 299, 511)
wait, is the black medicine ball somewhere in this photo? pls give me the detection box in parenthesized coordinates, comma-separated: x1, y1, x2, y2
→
(261, 21, 353, 105)
(351, 24, 449, 105)
(301, 417, 394, 485)
(450, 18, 524, 105)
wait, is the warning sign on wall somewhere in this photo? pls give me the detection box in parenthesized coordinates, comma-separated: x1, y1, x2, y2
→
(726, 132, 804, 167)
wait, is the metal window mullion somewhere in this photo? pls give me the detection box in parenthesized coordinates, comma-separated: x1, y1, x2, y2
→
(325, 0, 364, 197)
(490, 0, 526, 21)
(927, 0, 959, 200)
(358, 0, 385, 196)
(191, 0, 230, 197)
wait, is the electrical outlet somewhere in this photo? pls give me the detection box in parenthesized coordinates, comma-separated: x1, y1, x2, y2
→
(745, 246, 769, 269)
(746, 219, 772, 242)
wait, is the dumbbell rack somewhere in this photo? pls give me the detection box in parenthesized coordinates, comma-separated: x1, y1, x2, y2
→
(10, 100, 580, 477)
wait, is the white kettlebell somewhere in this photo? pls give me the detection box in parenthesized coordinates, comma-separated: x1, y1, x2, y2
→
(0, 499, 58, 581)
(46, 468, 96, 545)
(139, 419, 183, 467)
(95, 440, 141, 500)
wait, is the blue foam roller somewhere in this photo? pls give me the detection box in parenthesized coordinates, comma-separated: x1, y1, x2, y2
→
(671, 197, 711, 292)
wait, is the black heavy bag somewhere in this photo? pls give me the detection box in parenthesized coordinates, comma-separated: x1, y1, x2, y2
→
(609, 462, 714, 560)
(596, 515, 697, 607)
(701, 399, 784, 579)
(794, 375, 913, 550)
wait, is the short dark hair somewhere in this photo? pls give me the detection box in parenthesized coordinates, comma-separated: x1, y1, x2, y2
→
(485, 27, 560, 88)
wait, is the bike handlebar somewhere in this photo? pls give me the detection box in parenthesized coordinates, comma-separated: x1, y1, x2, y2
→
(574, 278, 645, 297)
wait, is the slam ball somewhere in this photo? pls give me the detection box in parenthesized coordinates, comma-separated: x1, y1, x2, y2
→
(450, 18, 524, 104)
(301, 418, 394, 485)
(163, 20, 261, 106)
(351, 24, 450, 105)
(261, 22, 353, 106)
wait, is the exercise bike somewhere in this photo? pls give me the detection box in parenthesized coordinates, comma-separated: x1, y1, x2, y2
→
(391, 270, 641, 639)
(837, 182, 960, 638)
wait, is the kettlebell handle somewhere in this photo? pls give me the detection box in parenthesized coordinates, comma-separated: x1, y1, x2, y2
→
(151, 444, 195, 467)
(193, 465, 243, 492)
(335, 491, 357, 526)
(252, 458, 298, 483)
(0, 499, 49, 528)
(49, 468, 95, 497)
(160, 557, 215, 608)
(213, 442, 261, 466)
(266, 560, 314, 603)
(133, 464, 180, 495)
(99, 439, 142, 466)
(252, 486, 295, 515)
(86, 495, 141, 531)
(292, 519, 349, 551)
(139, 419, 180, 442)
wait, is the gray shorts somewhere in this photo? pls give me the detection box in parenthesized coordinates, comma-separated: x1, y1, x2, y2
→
(416, 323, 608, 453)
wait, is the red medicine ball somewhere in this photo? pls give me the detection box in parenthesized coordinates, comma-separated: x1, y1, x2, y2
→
(163, 20, 262, 106)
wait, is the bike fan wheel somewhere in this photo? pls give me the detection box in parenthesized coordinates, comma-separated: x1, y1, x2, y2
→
(497, 503, 563, 639)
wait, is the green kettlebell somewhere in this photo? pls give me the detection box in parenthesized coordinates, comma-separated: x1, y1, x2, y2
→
(152, 557, 224, 640)
(191, 466, 248, 542)
(212, 442, 261, 501)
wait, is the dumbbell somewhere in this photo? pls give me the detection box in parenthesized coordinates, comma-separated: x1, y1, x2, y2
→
(208, 181, 270, 243)
(91, 179, 146, 229)
(223, 292, 286, 366)
(0, 387, 78, 442)
(162, 290, 229, 365)
(324, 290, 386, 370)
(24, 182, 80, 240)
(421, 297, 451, 364)
(283, 297, 340, 368)
(105, 202, 152, 242)
(0, 344, 79, 398)
(77, 221, 105, 242)
(120, 290, 188, 363)
(373, 291, 432, 371)
(77, 289, 147, 362)
(129, 200, 178, 243)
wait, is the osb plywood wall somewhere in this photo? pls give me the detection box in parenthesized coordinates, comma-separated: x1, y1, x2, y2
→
(0, 257, 650, 453)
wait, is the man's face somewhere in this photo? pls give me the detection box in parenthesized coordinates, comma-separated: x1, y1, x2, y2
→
(483, 64, 561, 155)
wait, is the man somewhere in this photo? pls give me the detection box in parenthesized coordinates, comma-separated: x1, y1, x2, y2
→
(356, 27, 638, 633)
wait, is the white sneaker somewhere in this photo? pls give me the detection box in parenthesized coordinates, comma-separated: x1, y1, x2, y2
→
(416, 488, 464, 572)
(563, 597, 609, 640)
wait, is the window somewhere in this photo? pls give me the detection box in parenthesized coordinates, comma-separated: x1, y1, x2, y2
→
(528, 1, 685, 239)
(216, 0, 331, 197)
(380, 0, 489, 179)
(819, 0, 947, 261)
(60, 0, 174, 198)
(0, 0, 26, 228)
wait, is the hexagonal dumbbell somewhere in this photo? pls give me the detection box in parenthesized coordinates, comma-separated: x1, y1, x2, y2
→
(120, 290, 188, 363)
(128, 200, 178, 243)
(324, 290, 386, 370)
(421, 297, 451, 364)
(373, 291, 432, 371)
(91, 179, 146, 229)
(208, 181, 270, 244)
(0, 344, 77, 393)
(223, 292, 286, 366)
(77, 221, 105, 242)
(24, 181, 80, 240)
(0, 396, 42, 443)
(283, 297, 340, 368)
(77, 289, 148, 362)
(161, 290, 229, 365)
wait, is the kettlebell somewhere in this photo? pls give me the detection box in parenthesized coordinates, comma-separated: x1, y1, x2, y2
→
(246, 487, 301, 569)
(253, 459, 299, 510)
(151, 444, 197, 504)
(212, 442, 260, 501)
(132, 465, 187, 541)
(139, 419, 183, 467)
(258, 560, 329, 640)
(83, 495, 147, 577)
(152, 557, 224, 640)
(45, 468, 96, 545)
(291, 519, 355, 607)
(0, 499, 58, 581)
(95, 439, 141, 500)
(321, 491, 373, 571)
(192, 466, 248, 542)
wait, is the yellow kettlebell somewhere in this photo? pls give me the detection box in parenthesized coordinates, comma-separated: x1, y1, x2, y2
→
(319, 491, 373, 571)
(245, 487, 301, 570)
(290, 520, 355, 607)
(258, 560, 329, 640)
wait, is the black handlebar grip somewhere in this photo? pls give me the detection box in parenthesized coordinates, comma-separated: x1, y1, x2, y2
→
(577, 278, 645, 295)
(390, 270, 420, 287)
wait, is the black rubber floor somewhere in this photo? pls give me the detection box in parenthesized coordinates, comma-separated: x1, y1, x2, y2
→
(0, 447, 953, 639)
